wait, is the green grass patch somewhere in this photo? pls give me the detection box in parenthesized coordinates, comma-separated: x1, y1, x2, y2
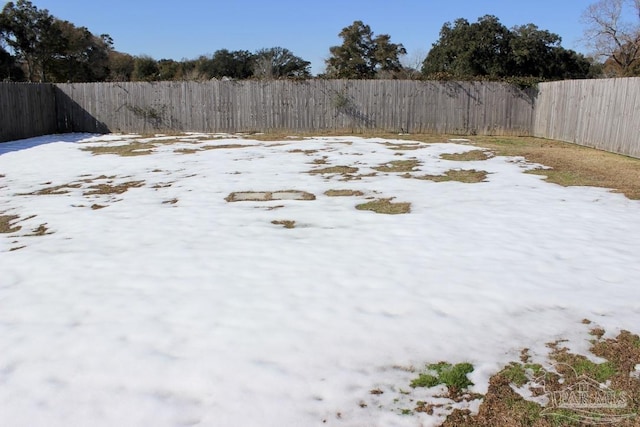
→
(355, 198, 411, 214)
(410, 362, 474, 392)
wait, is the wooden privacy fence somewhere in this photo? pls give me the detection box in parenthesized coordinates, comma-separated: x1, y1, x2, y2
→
(0, 82, 57, 142)
(53, 80, 536, 136)
(1, 78, 638, 159)
(533, 77, 640, 158)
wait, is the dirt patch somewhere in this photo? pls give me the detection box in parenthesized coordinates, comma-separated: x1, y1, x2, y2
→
(162, 198, 178, 205)
(91, 204, 106, 210)
(271, 220, 296, 229)
(308, 166, 359, 175)
(355, 198, 411, 214)
(226, 190, 316, 202)
(0, 214, 21, 233)
(324, 189, 364, 197)
(407, 169, 488, 183)
(374, 160, 421, 173)
(440, 150, 492, 161)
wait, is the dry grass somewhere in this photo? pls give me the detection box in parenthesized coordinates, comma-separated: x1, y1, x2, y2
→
(355, 198, 411, 214)
(374, 160, 421, 173)
(84, 180, 145, 196)
(0, 214, 21, 233)
(81, 141, 156, 156)
(271, 220, 296, 229)
(289, 149, 319, 155)
(19, 183, 82, 196)
(440, 150, 492, 161)
(311, 157, 329, 165)
(324, 189, 365, 197)
(225, 190, 316, 202)
(381, 141, 430, 151)
(175, 144, 252, 154)
(359, 133, 640, 200)
(236, 132, 304, 141)
(26, 223, 52, 236)
(407, 169, 488, 183)
(340, 172, 378, 181)
(307, 166, 359, 175)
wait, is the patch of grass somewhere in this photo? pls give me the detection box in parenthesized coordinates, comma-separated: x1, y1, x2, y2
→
(271, 220, 296, 229)
(355, 198, 411, 214)
(84, 180, 145, 196)
(373, 159, 421, 173)
(408, 169, 488, 183)
(324, 189, 364, 197)
(26, 223, 51, 236)
(19, 183, 82, 196)
(289, 149, 319, 155)
(381, 141, 430, 151)
(440, 150, 492, 161)
(307, 165, 359, 175)
(226, 190, 316, 202)
(175, 144, 251, 154)
(410, 362, 474, 394)
(162, 198, 178, 205)
(81, 141, 156, 156)
(236, 132, 303, 141)
(0, 214, 21, 233)
(311, 157, 328, 165)
(91, 204, 106, 210)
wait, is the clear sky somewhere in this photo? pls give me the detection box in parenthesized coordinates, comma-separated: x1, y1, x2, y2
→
(14, 0, 595, 75)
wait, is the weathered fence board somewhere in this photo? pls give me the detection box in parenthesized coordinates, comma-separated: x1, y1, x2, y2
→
(0, 83, 57, 143)
(534, 78, 640, 158)
(53, 80, 536, 136)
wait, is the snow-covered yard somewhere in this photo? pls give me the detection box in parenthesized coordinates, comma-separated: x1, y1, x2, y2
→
(1, 133, 639, 426)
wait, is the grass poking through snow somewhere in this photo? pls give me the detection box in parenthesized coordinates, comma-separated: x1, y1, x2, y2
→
(374, 160, 421, 173)
(406, 169, 488, 183)
(355, 198, 411, 214)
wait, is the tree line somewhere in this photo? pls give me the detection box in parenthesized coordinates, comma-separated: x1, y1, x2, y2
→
(1, 0, 638, 83)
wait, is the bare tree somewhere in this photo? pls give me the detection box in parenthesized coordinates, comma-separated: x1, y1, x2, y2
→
(582, 0, 640, 76)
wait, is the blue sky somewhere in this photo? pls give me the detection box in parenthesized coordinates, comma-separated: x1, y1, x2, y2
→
(18, 0, 594, 74)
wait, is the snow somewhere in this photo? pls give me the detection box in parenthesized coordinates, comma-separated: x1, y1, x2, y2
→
(1, 133, 639, 426)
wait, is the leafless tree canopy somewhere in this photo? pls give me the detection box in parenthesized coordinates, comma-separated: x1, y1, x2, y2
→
(582, 0, 640, 76)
